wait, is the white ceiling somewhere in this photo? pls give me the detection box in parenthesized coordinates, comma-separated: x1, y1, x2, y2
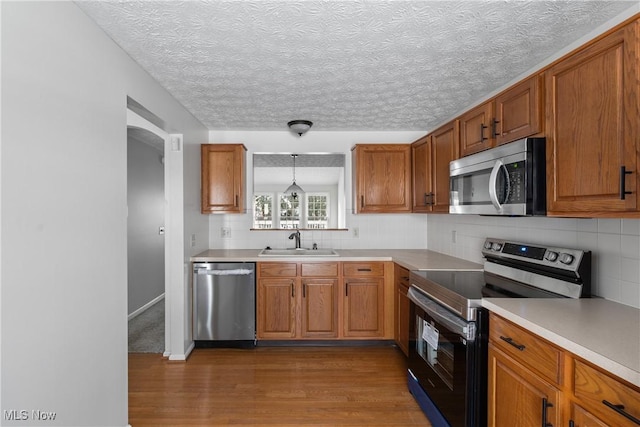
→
(77, 1, 637, 132)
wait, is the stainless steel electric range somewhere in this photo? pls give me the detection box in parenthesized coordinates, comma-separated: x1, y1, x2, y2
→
(407, 238, 591, 427)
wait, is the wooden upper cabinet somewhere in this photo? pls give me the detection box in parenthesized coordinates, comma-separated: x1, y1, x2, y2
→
(545, 19, 639, 216)
(411, 136, 432, 213)
(459, 101, 494, 156)
(431, 121, 459, 212)
(494, 74, 544, 146)
(352, 144, 412, 213)
(412, 120, 459, 213)
(201, 144, 246, 214)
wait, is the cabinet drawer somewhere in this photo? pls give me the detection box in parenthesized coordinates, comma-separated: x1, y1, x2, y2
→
(490, 314, 562, 385)
(259, 262, 297, 277)
(301, 262, 339, 277)
(343, 262, 384, 277)
(574, 359, 640, 426)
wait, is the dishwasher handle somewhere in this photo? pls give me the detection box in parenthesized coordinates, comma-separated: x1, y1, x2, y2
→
(196, 268, 254, 276)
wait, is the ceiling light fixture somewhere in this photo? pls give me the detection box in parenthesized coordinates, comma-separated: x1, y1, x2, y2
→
(288, 120, 313, 136)
(284, 154, 304, 199)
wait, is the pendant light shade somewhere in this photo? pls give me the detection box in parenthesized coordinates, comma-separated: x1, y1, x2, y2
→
(284, 154, 304, 199)
(288, 120, 313, 136)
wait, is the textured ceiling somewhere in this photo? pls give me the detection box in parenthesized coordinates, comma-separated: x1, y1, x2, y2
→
(77, 1, 637, 131)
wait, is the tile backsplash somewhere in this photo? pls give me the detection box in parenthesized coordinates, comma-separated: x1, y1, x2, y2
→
(426, 214, 640, 309)
(209, 211, 428, 250)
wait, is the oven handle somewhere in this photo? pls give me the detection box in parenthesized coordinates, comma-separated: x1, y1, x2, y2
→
(408, 287, 475, 340)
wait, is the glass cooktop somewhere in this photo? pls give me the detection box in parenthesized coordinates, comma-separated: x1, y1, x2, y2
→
(411, 270, 487, 300)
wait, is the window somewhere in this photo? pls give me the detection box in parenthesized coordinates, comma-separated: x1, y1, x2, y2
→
(279, 194, 300, 229)
(252, 192, 329, 229)
(253, 193, 273, 229)
(306, 193, 329, 229)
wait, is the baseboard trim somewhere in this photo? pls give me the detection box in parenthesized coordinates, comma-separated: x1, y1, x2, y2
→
(128, 293, 165, 321)
(167, 341, 195, 361)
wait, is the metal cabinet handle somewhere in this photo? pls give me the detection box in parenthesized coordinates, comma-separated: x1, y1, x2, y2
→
(620, 166, 633, 200)
(542, 398, 553, 427)
(302, 283, 306, 298)
(345, 283, 349, 297)
(569, 421, 574, 427)
(602, 400, 640, 425)
(500, 335, 526, 351)
(291, 281, 295, 298)
(480, 123, 488, 141)
(491, 118, 500, 138)
(357, 268, 372, 272)
(235, 194, 239, 207)
(361, 195, 364, 208)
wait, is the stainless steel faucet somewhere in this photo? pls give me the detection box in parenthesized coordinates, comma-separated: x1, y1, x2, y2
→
(288, 229, 301, 249)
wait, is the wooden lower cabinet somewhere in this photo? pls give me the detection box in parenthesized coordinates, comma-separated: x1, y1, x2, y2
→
(394, 263, 410, 355)
(257, 277, 297, 339)
(343, 278, 384, 337)
(570, 404, 609, 427)
(257, 261, 390, 340)
(489, 313, 640, 427)
(488, 344, 561, 427)
(300, 278, 338, 338)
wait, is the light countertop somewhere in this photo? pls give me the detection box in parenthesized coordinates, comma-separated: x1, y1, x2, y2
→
(190, 248, 484, 271)
(483, 298, 640, 388)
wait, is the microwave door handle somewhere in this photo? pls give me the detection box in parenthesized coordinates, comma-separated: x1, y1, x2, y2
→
(489, 160, 504, 212)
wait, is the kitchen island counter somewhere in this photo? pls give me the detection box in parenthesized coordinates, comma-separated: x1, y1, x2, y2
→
(190, 248, 483, 271)
(483, 298, 640, 388)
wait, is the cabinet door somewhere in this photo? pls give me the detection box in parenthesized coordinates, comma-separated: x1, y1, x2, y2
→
(201, 144, 246, 214)
(257, 278, 297, 338)
(494, 74, 543, 146)
(301, 278, 338, 338)
(488, 345, 561, 427)
(459, 102, 494, 156)
(343, 278, 384, 337)
(546, 21, 639, 215)
(431, 120, 459, 212)
(570, 404, 609, 427)
(352, 144, 412, 213)
(394, 264, 410, 356)
(411, 136, 432, 213)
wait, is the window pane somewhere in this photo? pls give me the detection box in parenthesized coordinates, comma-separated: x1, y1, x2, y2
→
(307, 194, 328, 229)
(253, 194, 273, 229)
(279, 194, 300, 229)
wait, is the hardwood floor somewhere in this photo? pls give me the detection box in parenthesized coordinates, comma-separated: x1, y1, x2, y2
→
(129, 346, 431, 426)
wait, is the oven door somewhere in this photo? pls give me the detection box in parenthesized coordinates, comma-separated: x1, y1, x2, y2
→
(407, 287, 485, 427)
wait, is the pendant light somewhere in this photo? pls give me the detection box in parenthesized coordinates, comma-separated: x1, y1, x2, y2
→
(284, 154, 304, 199)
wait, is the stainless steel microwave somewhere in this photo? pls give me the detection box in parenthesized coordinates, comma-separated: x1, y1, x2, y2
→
(449, 137, 546, 216)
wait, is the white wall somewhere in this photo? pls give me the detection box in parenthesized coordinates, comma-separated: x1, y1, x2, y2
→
(207, 130, 429, 250)
(1, 2, 208, 426)
(127, 136, 165, 315)
(427, 215, 640, 309)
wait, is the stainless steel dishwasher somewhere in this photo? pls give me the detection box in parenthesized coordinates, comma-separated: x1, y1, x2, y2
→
(193, 262, 256, 347)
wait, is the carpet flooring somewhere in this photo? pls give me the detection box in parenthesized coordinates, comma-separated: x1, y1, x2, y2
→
(128, 300, 164, 353)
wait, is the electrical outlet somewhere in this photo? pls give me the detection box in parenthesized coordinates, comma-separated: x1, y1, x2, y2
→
(353, 227, 359, 238)
(221, 227, 231, 238)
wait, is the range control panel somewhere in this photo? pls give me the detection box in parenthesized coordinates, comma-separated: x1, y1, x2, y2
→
(482, 238, 588, 272)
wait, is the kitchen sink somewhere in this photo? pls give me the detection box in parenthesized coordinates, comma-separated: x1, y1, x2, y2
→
(258, 248, 339, 257)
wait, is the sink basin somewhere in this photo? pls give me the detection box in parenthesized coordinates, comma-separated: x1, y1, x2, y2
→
(258, 248, 339, 257)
